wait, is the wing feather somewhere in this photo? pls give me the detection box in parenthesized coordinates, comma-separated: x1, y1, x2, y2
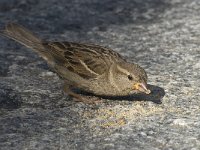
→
(42, 41, 123, 79)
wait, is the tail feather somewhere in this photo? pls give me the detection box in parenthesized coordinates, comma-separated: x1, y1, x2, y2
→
(1, 23, 42, 49)
(0, 23, 53, 62)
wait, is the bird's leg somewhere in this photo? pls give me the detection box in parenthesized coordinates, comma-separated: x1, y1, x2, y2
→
(63, 82, 100, 104)
(63, 84, 82, 100)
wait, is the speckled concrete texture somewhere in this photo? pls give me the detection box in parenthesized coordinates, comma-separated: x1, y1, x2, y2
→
(0, 0, 200, 149)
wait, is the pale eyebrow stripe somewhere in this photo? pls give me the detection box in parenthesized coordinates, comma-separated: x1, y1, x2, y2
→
(116, 65, 130, 75)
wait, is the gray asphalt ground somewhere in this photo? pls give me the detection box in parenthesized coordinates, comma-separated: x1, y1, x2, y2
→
(0, 0, 200, 149)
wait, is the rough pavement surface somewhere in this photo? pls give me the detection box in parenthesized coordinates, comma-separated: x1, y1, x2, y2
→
(0, 0, 200, 149)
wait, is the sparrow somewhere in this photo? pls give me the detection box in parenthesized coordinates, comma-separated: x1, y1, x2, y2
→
(0, 23, 151, 103)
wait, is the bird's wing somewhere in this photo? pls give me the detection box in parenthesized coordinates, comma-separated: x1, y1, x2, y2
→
(42, 41, 123, 79)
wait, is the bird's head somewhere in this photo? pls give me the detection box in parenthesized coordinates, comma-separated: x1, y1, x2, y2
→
(113, 61, 151, 95)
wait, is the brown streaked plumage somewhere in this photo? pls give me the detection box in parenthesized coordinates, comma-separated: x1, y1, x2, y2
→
(0, 23, 150, 103)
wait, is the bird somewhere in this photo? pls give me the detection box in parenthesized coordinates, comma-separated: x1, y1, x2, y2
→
(0, 23, 151, 103)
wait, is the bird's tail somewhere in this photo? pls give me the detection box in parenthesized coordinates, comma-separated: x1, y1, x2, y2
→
(0, 23, 42, 48)
(0, 23, 50, 60)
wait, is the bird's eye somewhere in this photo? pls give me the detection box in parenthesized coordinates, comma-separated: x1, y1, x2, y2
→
(128, 75, 133, 80)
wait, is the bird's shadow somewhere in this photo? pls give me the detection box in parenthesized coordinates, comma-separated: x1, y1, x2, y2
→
(77, 84, 165, 104)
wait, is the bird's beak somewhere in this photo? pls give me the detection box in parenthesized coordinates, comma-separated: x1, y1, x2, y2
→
(132, 82, 151, 94)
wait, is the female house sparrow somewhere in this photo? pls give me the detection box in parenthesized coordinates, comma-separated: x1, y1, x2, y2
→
(0, 23, 150, 102)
